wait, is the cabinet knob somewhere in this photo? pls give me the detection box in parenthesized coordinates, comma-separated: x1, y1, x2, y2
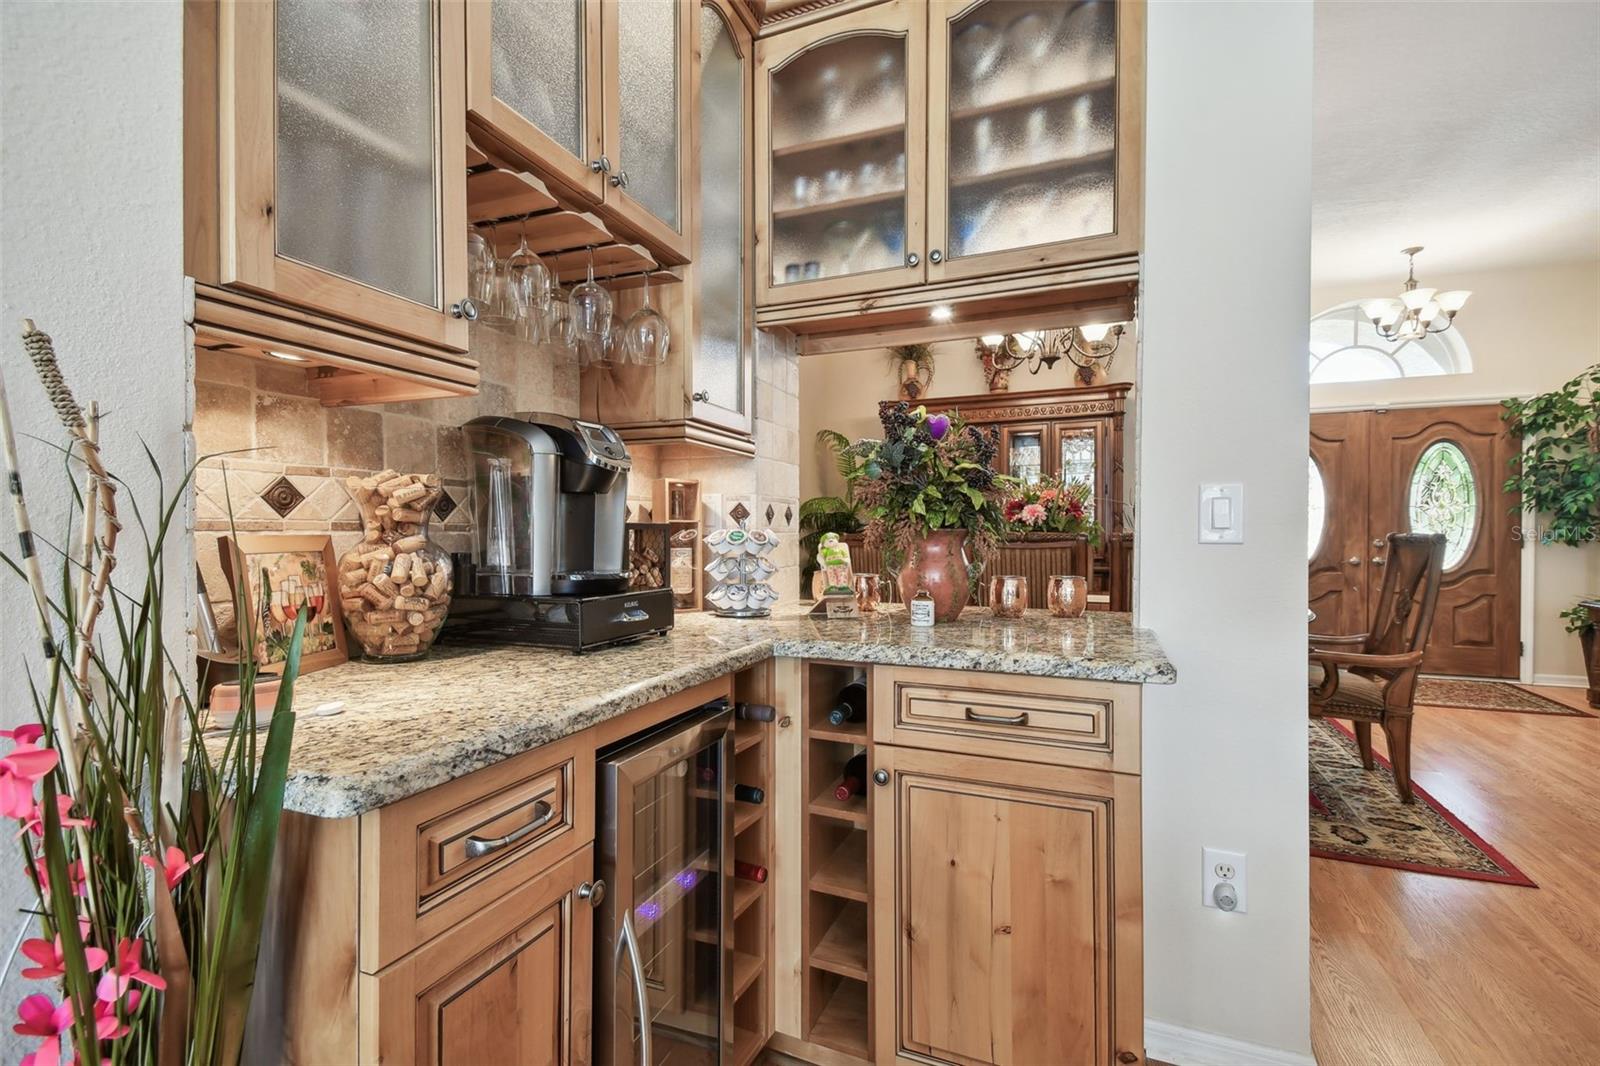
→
(590, 155, 612, 174)
(1346, 556, 1361, 566)
(873, 769, 889, 786)
(692, 390, 710, 403)
(609, 170, 629, 189)
(578, 879, 606, 906)
(1117, 1052, 1140, 1064)
(906, 252, 920, 267)
(450, 298, 479, 321)
(929, 249, 943, 264)
(1372, 555, 1386, 566)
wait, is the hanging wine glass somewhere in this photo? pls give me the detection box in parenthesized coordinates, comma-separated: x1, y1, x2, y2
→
(545, 284, 577, 357)
(568, 245, 614, 349)
(479, 222, 518, 329)
(467, 229, 495, 309)
(622, 270, 671, 366)
(505, 218, 550, 341)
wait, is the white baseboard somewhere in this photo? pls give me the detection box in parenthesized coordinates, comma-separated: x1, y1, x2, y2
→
(1144, 1019, 1317, 1066)
(1531, 673, 1586, 688)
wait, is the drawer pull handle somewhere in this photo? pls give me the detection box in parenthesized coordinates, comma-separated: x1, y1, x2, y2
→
(464, 799, 554, 859)
(964, 707, 1029, 726)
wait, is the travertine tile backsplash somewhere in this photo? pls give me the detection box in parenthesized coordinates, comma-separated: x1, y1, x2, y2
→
(193, 323, 800, 640)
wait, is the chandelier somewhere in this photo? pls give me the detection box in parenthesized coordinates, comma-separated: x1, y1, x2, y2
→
(1359, 247, 1471, 342)
(978, 324, 1125, 377)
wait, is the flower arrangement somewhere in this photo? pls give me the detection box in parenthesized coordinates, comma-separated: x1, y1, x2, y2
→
(1002, 475, 1103, 543)
(1, 322, 300, 1066)
(847, 402, 1013, 566)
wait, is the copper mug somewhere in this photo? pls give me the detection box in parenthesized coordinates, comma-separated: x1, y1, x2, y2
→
(1047, 574, 1088, 618)
(989, 575, 1028, 619)
(853, 573, 881, 613)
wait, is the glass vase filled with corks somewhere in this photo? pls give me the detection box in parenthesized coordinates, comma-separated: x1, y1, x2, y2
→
(336, 471, 453, 663)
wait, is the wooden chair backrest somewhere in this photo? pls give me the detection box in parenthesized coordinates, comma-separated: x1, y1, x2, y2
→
(1365, 532, 1447, 661)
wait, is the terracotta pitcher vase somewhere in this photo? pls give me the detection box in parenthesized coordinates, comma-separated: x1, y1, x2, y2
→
(896, 529, 971, 623)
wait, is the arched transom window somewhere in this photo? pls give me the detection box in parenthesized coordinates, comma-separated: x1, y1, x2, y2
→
(1309, 301, 1473, 385)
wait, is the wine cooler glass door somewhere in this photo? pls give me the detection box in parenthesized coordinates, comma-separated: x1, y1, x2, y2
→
(599, 706, 733, 1065)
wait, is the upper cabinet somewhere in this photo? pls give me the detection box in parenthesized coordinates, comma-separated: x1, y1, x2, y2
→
(186, 0, 477, 403)
(755, 0, 927, 305)
(754, 0, 1144, 333)
(467, 0, 693, 264)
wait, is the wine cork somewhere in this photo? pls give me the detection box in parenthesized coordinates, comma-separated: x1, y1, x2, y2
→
(371, 573, 397, 596)
(407, 611, 426, 627)
(394, 534, 426, 553)
(426, 568, 451, 600)
(357, 583, 390, 608)
(391, 553, 414, 583)
(394, 595, 430, 611)
(389, 482, 428, 505)
(391, 508, 425, 524)
(341, 597, 364, 615)
(377, 473, 412, 495)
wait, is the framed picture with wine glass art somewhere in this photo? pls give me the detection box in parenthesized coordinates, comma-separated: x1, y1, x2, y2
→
(218, 533, 348, 674)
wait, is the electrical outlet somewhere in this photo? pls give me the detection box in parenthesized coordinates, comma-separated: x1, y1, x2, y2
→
(1202, 847, 1247, 913)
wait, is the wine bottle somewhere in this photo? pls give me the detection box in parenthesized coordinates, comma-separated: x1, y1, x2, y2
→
(826, 680, 867, 726)
(735, 702, 777, 722)
(734, 861, 768, 883)
(698, 765, 718, 783)
(833, 752, 868, 801)
(734, 784, 765, 805)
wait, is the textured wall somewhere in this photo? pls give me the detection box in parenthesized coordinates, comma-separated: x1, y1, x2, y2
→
(0, 1, 188, 1048)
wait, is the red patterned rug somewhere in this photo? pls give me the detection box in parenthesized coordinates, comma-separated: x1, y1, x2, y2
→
(1309, 720, 1535, 886)
(1413, 677, 1594, 717)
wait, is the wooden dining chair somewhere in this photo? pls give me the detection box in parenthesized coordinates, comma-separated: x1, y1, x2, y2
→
(1308, 532, 1446, 803)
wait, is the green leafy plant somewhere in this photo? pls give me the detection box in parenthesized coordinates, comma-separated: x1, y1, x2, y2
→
(1561, 601, 1595, 636)
(847, 402, 1014, 569)
(1501, 364, 1600, 546)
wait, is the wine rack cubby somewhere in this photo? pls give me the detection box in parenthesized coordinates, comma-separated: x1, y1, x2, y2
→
(730, 661, 775, 1065)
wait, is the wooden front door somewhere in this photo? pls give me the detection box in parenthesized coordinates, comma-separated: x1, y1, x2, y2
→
(1310, 405, 1521, 677)
(871, 746, 1144, 1066)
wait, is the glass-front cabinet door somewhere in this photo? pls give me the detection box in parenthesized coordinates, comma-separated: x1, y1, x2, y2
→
(691, 1, 754, 435)
(1055, 423, 1105, 519)
(755, 0, 927, 305)
(1002, 424, 1046, 485)
(926, 0, 1144, 282)
(221, 0, 468, 352)
(602, 0, 693, 261)
(465, 0, 606, 202)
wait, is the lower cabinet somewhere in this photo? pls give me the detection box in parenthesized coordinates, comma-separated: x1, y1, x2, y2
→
(362, 846, 596, 1065)
(869, 745, 1144, 1066)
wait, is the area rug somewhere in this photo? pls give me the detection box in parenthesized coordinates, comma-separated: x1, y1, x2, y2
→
(1309, 719, 1536, 886)
(1414, 677, 1594, 718)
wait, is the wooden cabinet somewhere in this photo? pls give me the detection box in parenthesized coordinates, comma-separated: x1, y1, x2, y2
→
(581, 0, 757, 455)
(364, 846, 596, 1065)
(753, 0, 1144, 340)
(185, 0, 478, 403)
(870, 745, 1143, 1066)
(466, 0, 693, 264)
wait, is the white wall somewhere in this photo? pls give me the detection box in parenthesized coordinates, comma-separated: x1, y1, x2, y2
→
(0, 0, 188, 1047)
(1137, 2, 1313, 1060)
(1310, 259, 1600, 683)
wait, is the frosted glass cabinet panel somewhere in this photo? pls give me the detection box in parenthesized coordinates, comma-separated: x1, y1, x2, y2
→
(755, 0, 927, 304)
(275, 0, 438, 308)
(489, 0, 590, 163)
(927, 0, 1143, 282)
(693, 3, 751, 431)
(614, 0, 682, 231)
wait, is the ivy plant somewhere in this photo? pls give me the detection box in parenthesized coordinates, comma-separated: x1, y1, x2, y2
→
(1501, 364, 1600, 547)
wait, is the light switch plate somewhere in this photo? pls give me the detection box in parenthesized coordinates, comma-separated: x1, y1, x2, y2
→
(1198, 483, 1244, 544)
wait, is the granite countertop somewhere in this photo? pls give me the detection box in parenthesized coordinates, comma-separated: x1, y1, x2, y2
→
(250, 605, 1173, 819)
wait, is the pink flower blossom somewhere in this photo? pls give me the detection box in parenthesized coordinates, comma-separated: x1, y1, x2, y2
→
(91, 988, 141, 1042)
(1, 725, 46, 747)
(32, 858, 87, 901)
(1019, 503, 1047, 526)
(0, 740, 59, 820)
(17, 795, 94, 839)
(141, 846, 204, 891)
(20, 922, 107, 981)
(13, 993, 74, 1066)
(96, 939, 165, 1002)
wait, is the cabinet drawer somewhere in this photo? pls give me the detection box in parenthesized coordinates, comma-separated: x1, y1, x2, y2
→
(873, 666, 1140, 774)
(361, 731, 596, 972)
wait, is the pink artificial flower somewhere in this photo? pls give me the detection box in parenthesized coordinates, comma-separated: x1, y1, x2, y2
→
(17, 795, 94, 839)
(1020, 503, 1047, 526)
(1038, 488, 1058, 503)
(20, 922, 108, 981)
(1, 724, 46, 748)
(0, 742, 59, 820)
(91, 988, 140, 1042)
(141, 846, 204, 891)
(32, 858, 87, 901)
(13, 993, 74, 1066)
(96, 939, 166, 1002)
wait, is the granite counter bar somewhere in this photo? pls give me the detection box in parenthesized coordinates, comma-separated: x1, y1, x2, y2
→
(255, 606, 1173, 818)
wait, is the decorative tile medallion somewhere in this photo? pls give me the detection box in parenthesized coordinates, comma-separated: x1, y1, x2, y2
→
(260, 475, 306, 517)
(785, 505, 794, 525)
(728, 501, 751, 525)
(432, 488, 458, 522)
(765, 504, 776, 524)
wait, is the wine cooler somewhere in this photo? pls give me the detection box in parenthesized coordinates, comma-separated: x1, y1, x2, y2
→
(597, 701, 735, 1065)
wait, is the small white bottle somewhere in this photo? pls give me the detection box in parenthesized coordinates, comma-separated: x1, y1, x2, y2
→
(908, 588, 936, 627)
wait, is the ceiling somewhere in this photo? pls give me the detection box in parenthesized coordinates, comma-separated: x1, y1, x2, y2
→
(1313, 0, 1600, 284)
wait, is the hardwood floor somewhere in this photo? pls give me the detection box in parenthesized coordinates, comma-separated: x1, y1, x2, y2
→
(1311, 685, 1600, 1065)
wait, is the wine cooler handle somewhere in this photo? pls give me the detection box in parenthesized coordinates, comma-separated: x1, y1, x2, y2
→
(619, 910, 652, 1065)
(464, 799, 554, 858)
